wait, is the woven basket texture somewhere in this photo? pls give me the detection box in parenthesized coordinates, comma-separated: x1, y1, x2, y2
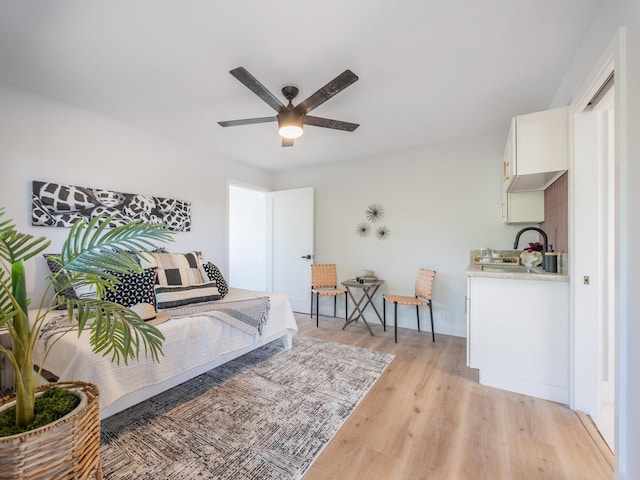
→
(311, 264, 338, 289)
(384, 268, 436, 305)
(0, 381, 102, 480)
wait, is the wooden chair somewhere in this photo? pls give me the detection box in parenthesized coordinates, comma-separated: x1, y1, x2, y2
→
(310, 264, 348, 327)
(383, 268, 436, 343)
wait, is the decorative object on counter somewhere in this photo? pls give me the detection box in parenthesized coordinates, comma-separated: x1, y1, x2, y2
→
(375, 226, 390, 240)
(32, 180, 192, 232)
(471, 251, 520, 266)
(356, 222, 371, 237)
(520, 250, 543, 268)
(524, 242, 544, 252)
(365, 203, 384, 222)
(543, 246, 558, 273)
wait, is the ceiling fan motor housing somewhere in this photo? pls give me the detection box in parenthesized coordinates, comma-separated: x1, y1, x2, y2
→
(281, 86, 299, 105)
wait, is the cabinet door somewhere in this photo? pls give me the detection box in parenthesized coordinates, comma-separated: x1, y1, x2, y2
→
(501, 190, 544, 223)
(503, 118, 516, 189)
(468, 277, 569, 391)
(515, 107, 568, 176)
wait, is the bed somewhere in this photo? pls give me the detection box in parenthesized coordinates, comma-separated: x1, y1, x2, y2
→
(33, 288, 298, 419)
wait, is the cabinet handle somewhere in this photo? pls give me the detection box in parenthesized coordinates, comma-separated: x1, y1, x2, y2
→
(464, 295, 468, 315)
(503, 161, 510, 182)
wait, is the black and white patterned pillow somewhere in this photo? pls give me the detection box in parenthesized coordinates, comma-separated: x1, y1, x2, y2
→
(201, 262, 229, 298)
(44, 254, 78, 309)
(104, 267, 158, 307)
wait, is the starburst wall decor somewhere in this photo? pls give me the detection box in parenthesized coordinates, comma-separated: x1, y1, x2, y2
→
(376, 226, 390, 240)
(356, 222, 371, 237)
(355, 203, 389, 240)
(365, 203, 384, 222)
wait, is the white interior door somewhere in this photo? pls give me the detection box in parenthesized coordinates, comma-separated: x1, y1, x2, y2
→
(572, 106, 616, 450)
(267, 187, 314, 313)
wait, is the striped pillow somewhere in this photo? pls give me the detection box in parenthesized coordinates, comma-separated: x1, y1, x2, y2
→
(142, 251, 203, 286)
(155, 282, 221, 310)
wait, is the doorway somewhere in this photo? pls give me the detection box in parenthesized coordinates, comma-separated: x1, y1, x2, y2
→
(228, 183, 314, 312)
(228, 184, 267, 291)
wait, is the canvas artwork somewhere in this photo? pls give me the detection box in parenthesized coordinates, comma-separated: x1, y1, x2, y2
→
(32, 180, 191, 232)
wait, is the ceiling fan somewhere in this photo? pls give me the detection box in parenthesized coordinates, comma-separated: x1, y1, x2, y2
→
(218, 67, 359, 147)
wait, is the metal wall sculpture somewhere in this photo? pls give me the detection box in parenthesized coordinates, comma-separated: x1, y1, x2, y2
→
(32, 180, 191, 232)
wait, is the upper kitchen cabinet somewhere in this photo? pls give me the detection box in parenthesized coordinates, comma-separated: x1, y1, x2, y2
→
(503, 106, 569, 192)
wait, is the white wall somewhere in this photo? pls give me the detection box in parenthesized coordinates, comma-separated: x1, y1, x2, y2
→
(0, 82, 274, 303)
(228, 184, 267, 291)
(274, 133, 528, 338)
(550, 1, 640, 477)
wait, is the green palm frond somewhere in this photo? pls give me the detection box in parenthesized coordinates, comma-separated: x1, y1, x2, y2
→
(59, 214, 174, 281)
(0, 207, 13, 235)
(66, 297, 165, 365)
(0, 228, 50, 266)
(0, 269, 16, 328)
(1, 206, 175, 428)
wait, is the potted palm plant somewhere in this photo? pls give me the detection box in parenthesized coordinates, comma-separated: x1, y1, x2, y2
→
(0, 206, 174, 479)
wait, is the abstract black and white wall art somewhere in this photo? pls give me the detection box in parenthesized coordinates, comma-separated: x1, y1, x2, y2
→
(32, 180, 191, 232)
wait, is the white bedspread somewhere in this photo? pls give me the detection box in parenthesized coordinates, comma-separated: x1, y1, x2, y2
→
(33, 288, 298, 413)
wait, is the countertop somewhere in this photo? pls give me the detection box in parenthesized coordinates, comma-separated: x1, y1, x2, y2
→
(466, 264, 569, 282)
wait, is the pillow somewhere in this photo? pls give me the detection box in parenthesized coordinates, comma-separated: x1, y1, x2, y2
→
(201, 262, 229, 298)
(44, 254, 78, 309)
(155, 282, 221, 310)
(103, 267, 158, 308)
(141, 251, 203, 286)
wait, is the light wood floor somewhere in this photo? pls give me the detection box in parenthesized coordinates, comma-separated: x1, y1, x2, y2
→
(296, 313, 613, 480)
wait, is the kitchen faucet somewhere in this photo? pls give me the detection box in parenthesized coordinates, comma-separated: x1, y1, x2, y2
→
(513, 227, 549, 252)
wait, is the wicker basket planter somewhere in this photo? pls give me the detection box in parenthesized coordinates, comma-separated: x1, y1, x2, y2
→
(0, 381, 102, 480)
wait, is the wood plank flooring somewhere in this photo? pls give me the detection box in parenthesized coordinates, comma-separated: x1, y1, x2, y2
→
(296, 313, 613, 480)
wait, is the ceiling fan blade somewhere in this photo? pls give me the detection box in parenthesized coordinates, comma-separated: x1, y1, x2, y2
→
(294, 69, 359, 115)
(303, 115, 359, 132)
(218, 116, 277, 127)
(229, 67, 285, 112)
(282, 138, 295, 147)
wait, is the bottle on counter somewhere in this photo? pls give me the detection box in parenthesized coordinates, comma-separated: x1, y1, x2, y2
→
(543, 245, 558, 273)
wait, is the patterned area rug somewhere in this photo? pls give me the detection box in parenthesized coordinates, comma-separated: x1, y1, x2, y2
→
(100, 334, 394, 479)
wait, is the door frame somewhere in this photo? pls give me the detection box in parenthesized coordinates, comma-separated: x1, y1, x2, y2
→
(568, 28, 626, 471)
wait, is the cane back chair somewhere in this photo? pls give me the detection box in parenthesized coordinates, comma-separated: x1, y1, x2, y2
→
(383, 268, 436, 343)
(310, 264, 348, 327)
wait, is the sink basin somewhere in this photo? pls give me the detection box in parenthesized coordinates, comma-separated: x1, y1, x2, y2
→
(481, 265, 535, 273)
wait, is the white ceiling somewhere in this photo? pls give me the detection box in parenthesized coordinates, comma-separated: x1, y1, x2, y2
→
(0, 1, 601, 172)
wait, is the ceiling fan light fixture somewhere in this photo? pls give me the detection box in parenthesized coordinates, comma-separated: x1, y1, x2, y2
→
(277, 110, 304, 139)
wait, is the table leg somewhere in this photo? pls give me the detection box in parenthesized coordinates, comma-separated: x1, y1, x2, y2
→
(343, 286, 375, 336)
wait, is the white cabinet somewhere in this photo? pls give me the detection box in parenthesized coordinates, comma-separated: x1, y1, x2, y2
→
(500, 189, 544, 223)
(504, 106, 569, 193)
(466, 276, 569, 404)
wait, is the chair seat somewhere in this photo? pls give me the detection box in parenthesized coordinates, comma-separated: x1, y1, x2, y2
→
(384, 294, 425, 306)
(313, 288, 346, 296)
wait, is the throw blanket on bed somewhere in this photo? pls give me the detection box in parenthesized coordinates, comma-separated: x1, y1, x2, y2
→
(39, 296, 271, 348)
(39, 314, 79, 346)
(161, 296, 270, 336)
